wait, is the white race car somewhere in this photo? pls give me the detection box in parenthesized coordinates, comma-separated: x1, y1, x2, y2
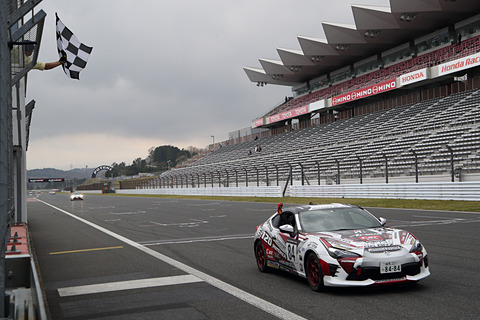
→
(254, 203, 430, 290)
(70, 191, 84, 201)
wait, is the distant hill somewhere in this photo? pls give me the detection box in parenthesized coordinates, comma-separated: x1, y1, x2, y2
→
(27, 168, 95, 180)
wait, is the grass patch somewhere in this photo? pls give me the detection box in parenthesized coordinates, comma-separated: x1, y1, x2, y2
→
(100, 193, 480, 212)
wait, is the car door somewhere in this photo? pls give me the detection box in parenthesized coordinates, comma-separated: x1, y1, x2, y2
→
(271, 211, 299, 272)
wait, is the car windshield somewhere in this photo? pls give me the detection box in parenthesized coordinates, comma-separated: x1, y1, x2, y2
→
(299, 207, 382, 233)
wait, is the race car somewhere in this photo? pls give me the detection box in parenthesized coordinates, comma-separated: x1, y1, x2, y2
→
(254, 203, 430, 290)
(70, 191, 84, 201)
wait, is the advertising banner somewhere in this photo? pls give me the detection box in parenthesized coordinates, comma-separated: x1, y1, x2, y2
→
(253, 118, 264, 127)
(432, 52, 480, 78)
(28, 178, 64, 183)
(398, 68, 428, 87)
(309, 99, 326, 112)
(332, 79, 397, 106)
(268, 105, 309, 124)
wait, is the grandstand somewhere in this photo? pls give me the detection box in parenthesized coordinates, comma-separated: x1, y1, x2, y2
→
(159, 1, 480, 189)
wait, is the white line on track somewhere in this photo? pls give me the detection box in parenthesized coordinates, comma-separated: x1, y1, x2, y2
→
(412, 215, 465, 220)
(37, 199, 307, 320)
(109, 210, 146, 215)
(58, 275, 202, 297)
(139, 234, 254, 246)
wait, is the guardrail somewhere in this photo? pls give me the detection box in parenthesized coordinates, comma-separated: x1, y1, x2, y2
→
(116, 186, 283, 198)
(114, 182, 480, 201)
(289, 182, 480, 201)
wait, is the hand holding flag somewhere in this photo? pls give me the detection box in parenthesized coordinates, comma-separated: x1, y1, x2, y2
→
(56, 13, 92, 79)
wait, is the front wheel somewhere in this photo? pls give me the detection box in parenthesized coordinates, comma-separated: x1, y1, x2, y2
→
(306, 253, 324, 291)
(255, 241, 269, 272)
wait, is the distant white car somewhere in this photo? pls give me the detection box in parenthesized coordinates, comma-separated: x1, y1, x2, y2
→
(49, 191, 56, 195)
(70, 192, 84, 201)
(254, 203, 430, 290)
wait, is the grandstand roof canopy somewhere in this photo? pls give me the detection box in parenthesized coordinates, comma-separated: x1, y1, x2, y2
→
(244, 0, 480, 87)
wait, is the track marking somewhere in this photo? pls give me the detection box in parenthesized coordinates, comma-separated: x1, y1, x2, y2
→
(412, 215, 465, 220)
(50, 246, 124, 255)
(139, 219, 208, 228)
(109, 210, 146, 215)
(37, 199, 307, 320)
(58, 275, 202, 297)
(139, 234, 254, 246)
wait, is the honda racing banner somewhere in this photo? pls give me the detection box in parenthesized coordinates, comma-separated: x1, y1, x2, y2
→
(432, 52, 480, 78)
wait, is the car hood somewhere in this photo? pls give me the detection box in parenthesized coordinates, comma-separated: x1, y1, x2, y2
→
(307, 227, 417, 253)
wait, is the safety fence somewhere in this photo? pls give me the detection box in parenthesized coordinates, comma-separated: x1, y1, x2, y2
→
(111, 181, 480, 201)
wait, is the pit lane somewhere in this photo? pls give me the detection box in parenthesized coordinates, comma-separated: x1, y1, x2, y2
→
(27, 194, 480, 319)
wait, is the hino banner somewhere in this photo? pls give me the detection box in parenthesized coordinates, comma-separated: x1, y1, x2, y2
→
(331, 79, 397, 106)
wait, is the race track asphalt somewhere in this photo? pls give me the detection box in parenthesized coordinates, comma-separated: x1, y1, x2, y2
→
(26, 193, 480, 319)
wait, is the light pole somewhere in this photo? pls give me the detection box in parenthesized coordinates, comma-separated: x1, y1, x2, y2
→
(411, 149, 418, 183)
(334, 159, 340, 185)
(211, 135, 215, 146)
(299, 163, 304, 185)
(357, 156, 363, 184)
(315, 161, 321, 185)
(167, 160, 171, 170)
(446, 145, 454, 182)
(382, 153, 388, 184)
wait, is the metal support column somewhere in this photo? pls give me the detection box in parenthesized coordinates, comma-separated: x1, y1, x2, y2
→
(0, 3, 13, 316)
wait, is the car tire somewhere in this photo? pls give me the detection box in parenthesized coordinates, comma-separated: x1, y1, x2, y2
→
(306, 253, 324, 291)
(255, 241, 269, 273)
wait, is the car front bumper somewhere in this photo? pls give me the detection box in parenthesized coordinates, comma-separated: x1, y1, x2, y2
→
(323, 264, 430, 287)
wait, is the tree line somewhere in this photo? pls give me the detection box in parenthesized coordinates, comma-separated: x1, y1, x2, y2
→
(106, 145, 199, 177)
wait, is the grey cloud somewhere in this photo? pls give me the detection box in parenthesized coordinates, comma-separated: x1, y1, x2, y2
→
(26, 0, 389, 169)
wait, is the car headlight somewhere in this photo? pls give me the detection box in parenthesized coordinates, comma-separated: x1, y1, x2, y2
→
(328, 247, 361, 259)
(409, 240, 423, 253)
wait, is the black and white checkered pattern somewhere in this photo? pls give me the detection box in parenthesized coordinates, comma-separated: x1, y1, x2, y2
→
(56, 13, 92, 80)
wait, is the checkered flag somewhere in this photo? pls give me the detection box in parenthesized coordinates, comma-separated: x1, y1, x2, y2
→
(56, 13, 92, 79)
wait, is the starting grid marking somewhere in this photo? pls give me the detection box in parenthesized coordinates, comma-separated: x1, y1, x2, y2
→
(58, 275, 203, 297)
(50, 246, 123, 255)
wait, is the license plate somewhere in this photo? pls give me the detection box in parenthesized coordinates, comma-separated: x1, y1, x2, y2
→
(380, 261, 401, 274)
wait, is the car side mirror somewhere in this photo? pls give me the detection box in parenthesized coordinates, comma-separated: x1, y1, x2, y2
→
(379, 217, 387, 226)
(279, 224, 294, 234)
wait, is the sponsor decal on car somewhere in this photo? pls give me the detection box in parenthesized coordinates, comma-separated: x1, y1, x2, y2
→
(363, 240, 394, 248)
(272, 243, 286, 259)
(358, 235, 384, 241)
(367, 246, 402, 253)
(261, 231, 273, 246)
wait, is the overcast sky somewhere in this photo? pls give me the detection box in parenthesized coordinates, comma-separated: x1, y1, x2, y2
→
(26, 0, 389, 170)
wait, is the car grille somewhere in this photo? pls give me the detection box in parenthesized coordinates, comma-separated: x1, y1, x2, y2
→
(346, 262, 421, 281)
